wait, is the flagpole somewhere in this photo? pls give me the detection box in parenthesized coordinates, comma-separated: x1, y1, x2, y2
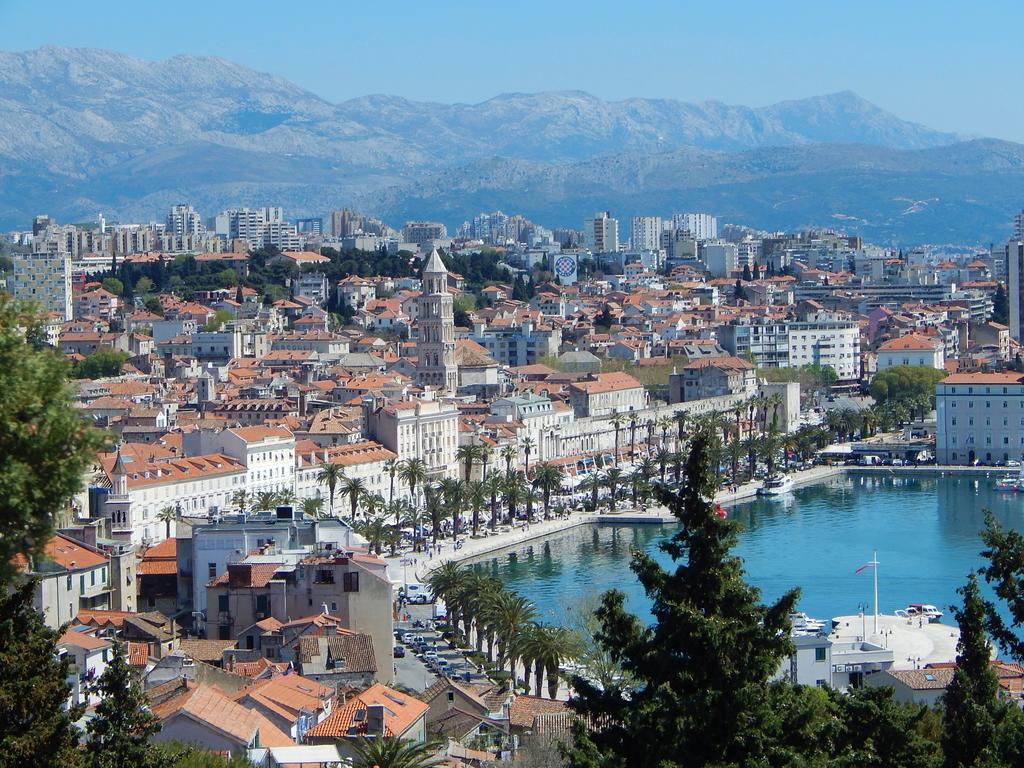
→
(872, 549, 879, 634)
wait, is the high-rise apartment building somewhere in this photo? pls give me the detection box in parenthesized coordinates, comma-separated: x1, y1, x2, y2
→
(583, 211, 619, 253)
(630, 216, 663, 251)
(214, 207, 287, 248)
(402, 221, 448, 245)
(1006, 240, 1024, 343)
(1014, 210, 1024, 241)
(166, 204, 204, 237)
(671, 212, 718, 240)
(12, 251, 74, 320)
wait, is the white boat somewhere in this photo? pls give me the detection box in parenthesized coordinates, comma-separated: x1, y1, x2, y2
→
(906, 603, 944, 623)
(757, 473, 795, 496)
(789, 611, 827, 632)
(993, 467, 1024, 492)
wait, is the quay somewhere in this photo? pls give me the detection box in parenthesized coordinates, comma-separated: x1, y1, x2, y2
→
(384, 462, 1007, 585)
(831, 613, 961, 670)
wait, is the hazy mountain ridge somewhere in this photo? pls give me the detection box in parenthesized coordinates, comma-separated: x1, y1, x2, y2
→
(0, 46, 1019, 242)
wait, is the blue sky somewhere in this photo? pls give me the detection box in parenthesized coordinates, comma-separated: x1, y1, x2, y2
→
(3, 0, 1022, 141)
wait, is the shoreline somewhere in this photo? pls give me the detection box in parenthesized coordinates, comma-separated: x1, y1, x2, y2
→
(385, 463, 1007, 583)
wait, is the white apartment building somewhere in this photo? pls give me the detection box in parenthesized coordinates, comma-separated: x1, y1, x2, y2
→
(876, 333, 945, 373)
(788, 319, 861, 381)
(583, 211, 619, 253)
(363, 394, 459, 481)
(402, 221, 448, 245)
(700, 241, 738, 277)
(25, 534, 113, 629)
(184, 426, 297, 499)
(470, 319, 560, 367)
(935, 372, 1024, 465)
(214, 207, 287, 248)
(166, 203, 204, 237)
(103, 451, 247, 545)
(294, 441, 400, 505)
(671, 212, 718, 241)
(12, 251, 73, 320)
(567, 372, 647, 418)
(630, 216, 663, 251)
(490, 393, 575, 464)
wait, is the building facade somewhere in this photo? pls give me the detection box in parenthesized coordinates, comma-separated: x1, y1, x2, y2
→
(416, 249, 459, 392)
(935, 372, 1024, 465)
(12, 251, 73, 320)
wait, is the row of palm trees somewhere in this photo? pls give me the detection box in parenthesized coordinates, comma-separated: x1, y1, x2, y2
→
(425, 561, 582, 699)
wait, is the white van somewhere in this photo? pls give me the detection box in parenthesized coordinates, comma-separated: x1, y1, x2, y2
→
(402, 583, 433, 604)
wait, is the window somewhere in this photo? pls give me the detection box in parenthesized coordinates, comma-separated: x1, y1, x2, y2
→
(330, 601, 338, 612)
(208, 563, 217, 578)
(343, 572, 360, 593)
(218, 594, 229, 613)
(66, 574, 72, 590)
(815, 647, 827, 662)
(80, 575, 85, 592)
(256, 595, 268, 614)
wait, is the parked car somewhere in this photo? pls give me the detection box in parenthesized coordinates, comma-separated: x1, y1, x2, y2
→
(393, 645, 406, 658)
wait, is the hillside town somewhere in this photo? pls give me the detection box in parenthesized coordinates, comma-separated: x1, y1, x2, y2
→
(3, 201, 1024, 766)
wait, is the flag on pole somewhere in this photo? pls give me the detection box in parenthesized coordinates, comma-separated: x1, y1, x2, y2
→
(854, 562, 873, 574)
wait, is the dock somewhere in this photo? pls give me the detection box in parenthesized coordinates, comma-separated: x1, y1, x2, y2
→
(831, 613, 960, 670)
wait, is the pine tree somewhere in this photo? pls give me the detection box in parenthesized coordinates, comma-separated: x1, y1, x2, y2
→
(941, 574, 1002, 768)
(992, 283, 1009, 325)
(564, 425, 814, 768)
(0, 581, 84, 768)
(85, 643, 161, 768)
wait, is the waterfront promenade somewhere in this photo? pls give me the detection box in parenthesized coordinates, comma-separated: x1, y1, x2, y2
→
(384, 463, 848, 584)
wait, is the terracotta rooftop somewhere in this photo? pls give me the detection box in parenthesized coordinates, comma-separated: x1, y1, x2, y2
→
(152, 682, 293, 748)
(306, 683, 428, 739)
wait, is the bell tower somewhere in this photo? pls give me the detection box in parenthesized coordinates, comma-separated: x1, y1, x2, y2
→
(416, 248, 459, 393)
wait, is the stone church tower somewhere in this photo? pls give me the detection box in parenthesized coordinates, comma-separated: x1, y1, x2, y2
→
(416, 248, 459, 393)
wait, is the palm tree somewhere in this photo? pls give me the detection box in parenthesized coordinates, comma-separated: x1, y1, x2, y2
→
(317, 463, 344, 517)
(503, 471, 524, 523)
(399, 458, 428, 541)
(479, 444, 493, 480)
(440, 478, 466, 538)
(610, 413, 626, 466)
(484, 472, 503, 530)
(604, 468, 623, 512)
(230, 489, 249, 514)
(466, 480, 487, 536)
(671, 451, 684, 484)
(156, 505, 176, 540)
(581, 473, 602, 510)
(349, 735, 441, 768)
(532, 462, 563, 519)
(489, 590, 536, 680)
(522, 624, 583, 699)
(521, 435, 536, 479)
(275, 489, 296, 507)
(339, 475, 367, 522)
(628, 415, 638, 461)
(254, 491, 278, 512)
(673, 409, 689, 447)
(743, 436, 760, 481)
(424, 485, 444, 546)
(500, 444, 518, 474)
(655, 447, 670, 483)
(658, 416, 672, 448)
(301, 496, 325, 518)
(456, 444, 482, 483)
(383, 458, 399, 504)
(354, 514, 389, 555)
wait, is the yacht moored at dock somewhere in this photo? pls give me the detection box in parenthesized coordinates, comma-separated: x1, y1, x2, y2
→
(757, 473, 795, 496)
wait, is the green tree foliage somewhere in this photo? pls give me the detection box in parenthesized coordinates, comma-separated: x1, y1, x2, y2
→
(100, 277, 124, 296)
(134, 276, 154, 296)
(564, 424, 819, 768)
(203, 308, 234, 332)
(0, 298, 105, 581)
(0, 581, 84, 768)
(979, 511, 1024, 659)
(992, 282, 1009, 325)
(85, 643, 162, 768)
(74, 349, 129, 379)
(870, 365, 947, 407)
(154, 742, 252, 767)
(941, 574, 1008, 768)
(349, 736, 441, 768)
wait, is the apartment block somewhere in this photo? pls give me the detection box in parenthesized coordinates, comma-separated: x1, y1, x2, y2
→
(12, 251, 73, 319)
(936, 372, 1024, 465)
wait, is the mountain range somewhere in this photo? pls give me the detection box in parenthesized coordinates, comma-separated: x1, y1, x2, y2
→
(0, 46, 1020, 243)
